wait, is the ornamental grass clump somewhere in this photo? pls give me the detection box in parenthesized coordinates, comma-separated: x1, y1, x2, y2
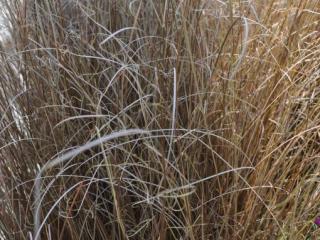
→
(0, 0, 319, 239)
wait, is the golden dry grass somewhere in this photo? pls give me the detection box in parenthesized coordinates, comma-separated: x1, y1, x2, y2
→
(0, 0, 319, 239)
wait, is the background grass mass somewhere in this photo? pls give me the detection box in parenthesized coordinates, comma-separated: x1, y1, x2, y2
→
(0, 0, 319, 239)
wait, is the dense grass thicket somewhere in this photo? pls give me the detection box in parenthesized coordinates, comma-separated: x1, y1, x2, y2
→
(0, 0, 319, 239)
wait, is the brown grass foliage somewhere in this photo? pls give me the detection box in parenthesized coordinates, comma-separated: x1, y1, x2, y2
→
(0, 0, 319, 239)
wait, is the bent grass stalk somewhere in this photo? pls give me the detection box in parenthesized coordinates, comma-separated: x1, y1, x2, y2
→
(33, 129, 148, 240)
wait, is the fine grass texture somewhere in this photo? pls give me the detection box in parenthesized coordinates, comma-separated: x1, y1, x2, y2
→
(0, 0, 319, 239)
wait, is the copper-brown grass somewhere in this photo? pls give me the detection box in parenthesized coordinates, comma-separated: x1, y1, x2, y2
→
(0, 0, 319, 239)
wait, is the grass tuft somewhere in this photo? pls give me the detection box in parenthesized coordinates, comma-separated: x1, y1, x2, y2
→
(0, 0, 319, 239)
